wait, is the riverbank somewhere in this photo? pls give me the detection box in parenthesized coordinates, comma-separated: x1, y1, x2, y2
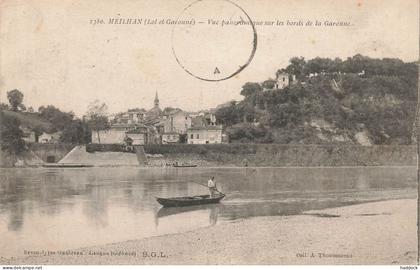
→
(1, 199, 416, 265)
(144, 144, 417, 167)
(1, 144, 416, 167)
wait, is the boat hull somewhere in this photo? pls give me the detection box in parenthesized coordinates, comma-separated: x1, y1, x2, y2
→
(156, 194, 225, 207)
(42, 163, 94, 168)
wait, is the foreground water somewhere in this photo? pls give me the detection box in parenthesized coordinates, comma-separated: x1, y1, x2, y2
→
(0, 166, 416, 258)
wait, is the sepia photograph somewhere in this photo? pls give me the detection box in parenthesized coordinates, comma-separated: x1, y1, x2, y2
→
(0, 0, 419, 267)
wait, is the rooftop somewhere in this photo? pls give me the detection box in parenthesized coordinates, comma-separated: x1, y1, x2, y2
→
(188, 125, 222, 131)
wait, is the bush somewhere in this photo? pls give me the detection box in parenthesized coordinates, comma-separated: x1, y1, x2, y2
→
(86, 143, 135, 153)
(143, 144, 258, 155)
(226, 123, 273, 143)
(0, 111, 26, 155)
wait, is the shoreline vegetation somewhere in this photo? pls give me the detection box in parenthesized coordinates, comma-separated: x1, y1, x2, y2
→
(0, 143, 416, 168)
(1, 199, 416, 265)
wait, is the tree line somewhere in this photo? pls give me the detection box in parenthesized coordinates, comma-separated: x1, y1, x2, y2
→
(0, 90, 111, 155)
(215, 55, 418, 144)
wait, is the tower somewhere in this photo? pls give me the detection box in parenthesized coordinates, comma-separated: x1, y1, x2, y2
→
(275, 72, 290, 89)
(154, 91, 159, 108)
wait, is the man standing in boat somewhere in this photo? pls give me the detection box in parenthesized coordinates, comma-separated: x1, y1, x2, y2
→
(208, 177, 217, 198)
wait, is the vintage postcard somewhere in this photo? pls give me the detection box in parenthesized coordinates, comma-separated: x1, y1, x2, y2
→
(0, 0, 418, 266)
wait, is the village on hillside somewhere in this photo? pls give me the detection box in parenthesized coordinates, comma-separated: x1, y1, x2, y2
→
(2, 91, 227, 147)
(91, 92, 225, 146)
(1, 68, 296, 148)
(0, 92, 218, 145)
(88, 67, 298, 147)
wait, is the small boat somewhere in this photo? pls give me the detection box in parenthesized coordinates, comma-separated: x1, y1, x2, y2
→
(156, 194, 225, 207)
(173, 164, 197, 168)
(42, 163, 94, 168)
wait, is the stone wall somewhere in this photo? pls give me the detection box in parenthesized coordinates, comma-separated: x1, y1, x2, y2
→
(59, 145, 140, 166)
(27, 143, 77, 163)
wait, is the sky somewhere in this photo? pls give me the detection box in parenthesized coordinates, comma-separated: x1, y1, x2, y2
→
(0, 0, 418, 116)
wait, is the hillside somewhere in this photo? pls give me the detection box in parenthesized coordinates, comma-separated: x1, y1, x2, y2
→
(1, 105, 91, 145)
(2, 110, 52, 130)
(215, 55, 418, 145)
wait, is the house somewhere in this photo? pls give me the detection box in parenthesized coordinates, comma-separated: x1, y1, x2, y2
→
(111, 92, 162, 126)
(162, 132, 180, 144)
(163, 110, 191, 134)
(112, 109, 146, 125)
(125, 127, 148, 145)
(200, 112, 217, 126)
(187, 126, 222, 144)
(91, 125, 128, 144)
(221, 133, 229, 143)
(191, 112, 217, 128)
(91, 124, 153, 145)
(38, 131, 61, 143)
(275, 71, 296, 89)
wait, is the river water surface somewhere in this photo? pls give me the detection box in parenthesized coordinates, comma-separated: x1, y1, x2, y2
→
(0, 166, 416, 258)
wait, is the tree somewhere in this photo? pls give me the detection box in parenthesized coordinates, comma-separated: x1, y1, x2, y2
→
(215, 101, 241, 126)
(38, 105, 75, 131)
(60, 120, 92, 144)
(240, 82, 262, 98)
(0, 102, 9, 110)
(226, 123, 272, 143)
(0, 111, 26, 155)
(237, 102, 256, 123)
(31, 127, 44, 143)
(305, 57, 337, 74)
(85, 100, 110, 144)
(268, 102, 302, 128)
(341, 54, 370, 74)
(7, 89, 24, 111)
(285, 57, 306, 80)
(179, 133, 187, 143)
(262, 79, 276, 90)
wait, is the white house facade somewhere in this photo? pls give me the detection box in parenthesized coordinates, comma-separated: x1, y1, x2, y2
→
(187, 126, 222, 144)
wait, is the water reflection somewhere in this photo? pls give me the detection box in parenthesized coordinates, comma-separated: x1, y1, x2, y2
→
(0, 166, 416, 257)
(155, 204, 222, 227)
(8, 203, 24, 231)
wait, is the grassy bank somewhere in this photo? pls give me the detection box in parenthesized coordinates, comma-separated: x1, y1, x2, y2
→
(144, 144, 416, 167)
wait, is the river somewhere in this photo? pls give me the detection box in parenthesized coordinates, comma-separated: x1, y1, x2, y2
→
(0, 166, 416, 258)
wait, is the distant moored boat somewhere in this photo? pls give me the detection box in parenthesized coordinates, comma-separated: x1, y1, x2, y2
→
(42, 163, 94, 168)
(173, 164, 197, 167)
